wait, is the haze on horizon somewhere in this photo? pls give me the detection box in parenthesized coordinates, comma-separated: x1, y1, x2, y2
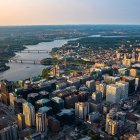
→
(0, 0, 140, 26)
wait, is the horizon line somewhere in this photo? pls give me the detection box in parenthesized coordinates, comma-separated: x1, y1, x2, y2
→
(0, 23, 140, 27)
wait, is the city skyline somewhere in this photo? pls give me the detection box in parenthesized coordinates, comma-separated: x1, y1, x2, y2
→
(0, 0, 140, 26)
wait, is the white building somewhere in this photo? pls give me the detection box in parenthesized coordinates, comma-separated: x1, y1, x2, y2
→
(106, 84, 121, 104)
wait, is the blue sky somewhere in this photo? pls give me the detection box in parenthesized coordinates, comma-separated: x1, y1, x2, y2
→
(0, 0, 140, 25)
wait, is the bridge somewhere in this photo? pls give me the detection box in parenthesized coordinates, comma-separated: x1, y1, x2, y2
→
(0, 58, 41, 64)
(11, 50, 50, 53)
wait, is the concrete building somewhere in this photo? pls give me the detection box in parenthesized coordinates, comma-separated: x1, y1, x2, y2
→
(75, 102, 89, 120)
(9, 92, 17, 109)
(92, 91, 102, 103)
(86, 80, 95, 92)
(17, 113, 26, 130)
(88, 111, 99, 122)
(96, 82, 106, 98)
(106, 84, 121, 104)
(36, 111, 47, 133)
(116, 81, 129, 100)
(0, 125, 18, 140)
(23, 102, 35, 127)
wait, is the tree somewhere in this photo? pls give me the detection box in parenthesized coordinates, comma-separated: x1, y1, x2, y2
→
(42, 68, 50, 79)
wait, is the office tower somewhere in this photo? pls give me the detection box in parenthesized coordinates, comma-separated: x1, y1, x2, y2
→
(0, 125, 18, 140)
(23, 102, 35, 127)
(106, 115, 118, 136)
(36, 111, 47, 133)
(9, 92, 17, 109)
(92, 91, 102, 103)
(51, 97, 64, 113)
(75, 102, 89, 120)
(106, 84, 121, 104)
(96, 82, 106, 98)
(122, 76, 135, 94)
(86, 80, 95, 92)
(0, 80, 14, 105)
(14, 98, 26, 113)
(106, 109, 126, 136)
(17, 113, 26, 130)
(116, 81, 129, 99)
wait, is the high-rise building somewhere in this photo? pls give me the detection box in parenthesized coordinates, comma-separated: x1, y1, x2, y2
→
(96, 82, 106, 98)
(116, 81, 129, 99)
(14, 98, 26, 113)
(86, 80, 95, 92)
(106, 115, 118, 136)
(75, 102, 89, 120)
(17, 113, 26, 130)
(0, 125, 18, 140)
(23, 102, 35, 127)
(122, 76, 135, 94)
(106, 84, 121, 104)
(92, 91, 102, 103)
(36, 111, 47, 133)
(0, 80, 14, 105)
(9, 92, 17, 109)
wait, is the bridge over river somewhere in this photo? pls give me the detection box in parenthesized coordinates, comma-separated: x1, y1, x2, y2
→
(0, 58, 41, 64)
(11, 49, 50, 53)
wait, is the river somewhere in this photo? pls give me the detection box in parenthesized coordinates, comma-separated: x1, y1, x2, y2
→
(0, 38, 78, 81)
(0, 34, 140, 81)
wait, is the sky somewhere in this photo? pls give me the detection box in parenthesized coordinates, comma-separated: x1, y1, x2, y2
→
(0, 0, 140, 26)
